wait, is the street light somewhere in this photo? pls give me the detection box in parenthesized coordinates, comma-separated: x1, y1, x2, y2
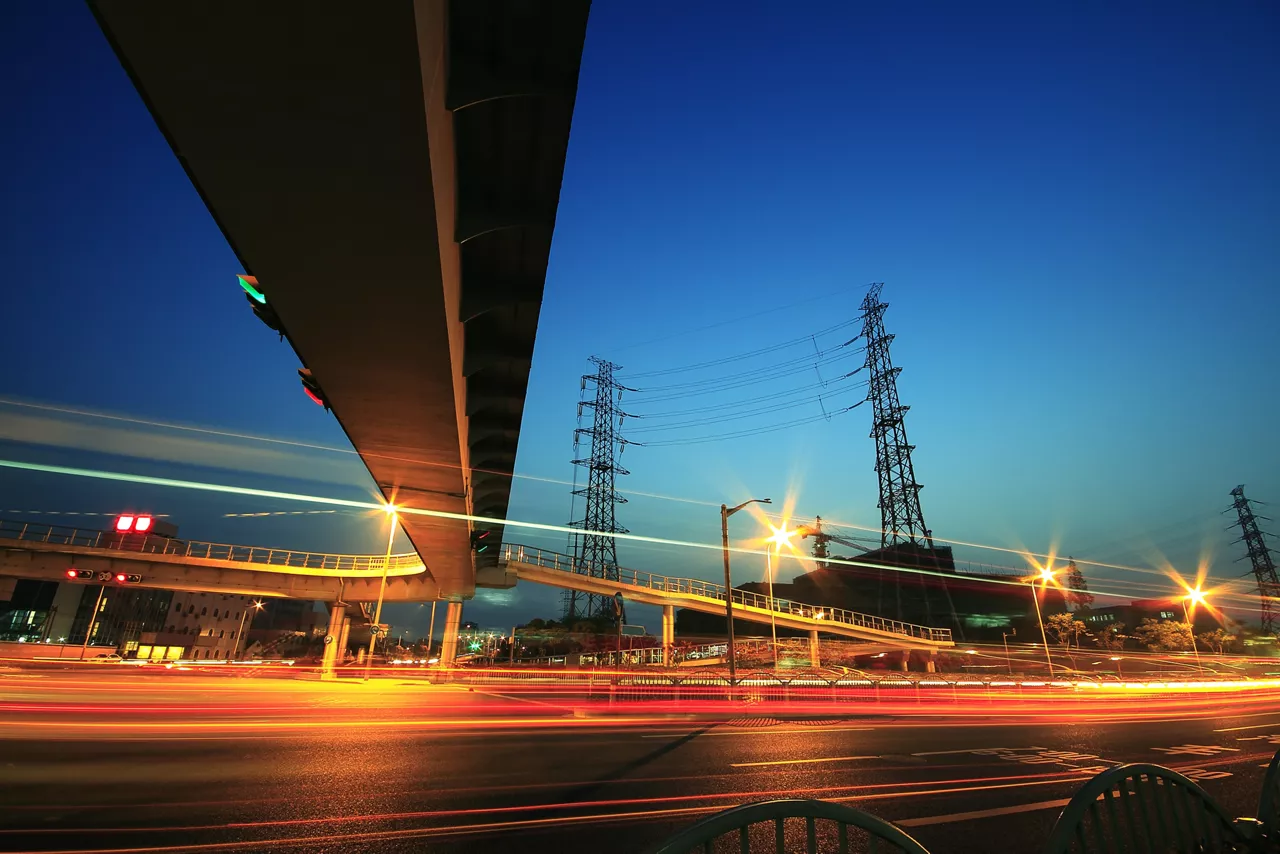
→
(1027, 565, 1056, 678)
(232, 600, 264, 661)
(765, 524, 797, 671)
(721, 498, 772, 683)
(1002, 627, 1017, 675)
(1182, 587, 1205, 672)
(364, 504, 399, 682)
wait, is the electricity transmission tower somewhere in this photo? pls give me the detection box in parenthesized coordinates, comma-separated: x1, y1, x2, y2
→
(563, 357, 634, 622)
(860, 283, 933, 548)
(1230, 485, 1280, 635)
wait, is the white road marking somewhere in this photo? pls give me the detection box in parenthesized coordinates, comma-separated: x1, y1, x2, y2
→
(911, 747, 1043, 756)
(731, 755, 877, 768)
(897, 797, 1073, 827)
(1215, 722, 1280, 732)
(641, 726, 875, 739)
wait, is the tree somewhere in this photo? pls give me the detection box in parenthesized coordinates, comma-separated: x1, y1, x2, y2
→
(1046, 613, 1086, 649)
(1093, 622, 1126, 651)
(1133, 618, 1193, 651)
(1196, 628, 1236, 655)
(1065, 558, 1094, 611)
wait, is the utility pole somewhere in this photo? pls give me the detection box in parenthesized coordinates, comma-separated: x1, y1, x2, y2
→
(1230, 486, 1280, 635)
(721, 498, 771, 683)
(564, 357, 635, 621)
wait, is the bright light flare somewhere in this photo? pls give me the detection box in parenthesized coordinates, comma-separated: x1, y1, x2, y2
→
(1185, 586, 1206, 606)
(115, 515, 134, 532)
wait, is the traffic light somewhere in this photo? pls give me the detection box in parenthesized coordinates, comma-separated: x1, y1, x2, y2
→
(239, 275, 284, 337)
(65, 569, 93, 580)
(298, 368, 330, 411)
(115, 514, 153, 534)
(470, 529, 491, 553)
(114, 573, 142, 584)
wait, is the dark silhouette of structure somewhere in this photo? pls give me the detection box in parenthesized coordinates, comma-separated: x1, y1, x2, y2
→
(563, 357, 634, 621)
(1230, 485, 1279, 634)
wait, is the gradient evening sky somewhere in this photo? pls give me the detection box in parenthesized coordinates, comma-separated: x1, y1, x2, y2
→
(1, 2, 1277, 634)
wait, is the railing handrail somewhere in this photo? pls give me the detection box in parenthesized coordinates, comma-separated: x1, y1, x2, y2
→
(0, 519, 424, 573)
(500, 542, 953, 644)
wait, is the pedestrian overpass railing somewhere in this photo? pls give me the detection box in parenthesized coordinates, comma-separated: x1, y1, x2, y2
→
(0, 520, 424, 574)
(500, 543, 953, 645)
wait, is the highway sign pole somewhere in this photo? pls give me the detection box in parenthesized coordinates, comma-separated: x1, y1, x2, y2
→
(79, 584, 106, 661)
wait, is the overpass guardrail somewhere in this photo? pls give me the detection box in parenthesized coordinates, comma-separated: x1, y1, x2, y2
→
(500, 543, 953, 645)
(0, 520, 424, 573)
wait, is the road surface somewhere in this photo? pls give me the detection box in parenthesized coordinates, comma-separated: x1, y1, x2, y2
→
(2, 668, 1277, 853)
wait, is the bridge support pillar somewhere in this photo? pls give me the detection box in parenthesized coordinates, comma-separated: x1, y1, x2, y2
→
(438, 601, 463, 668)
(320, 602, 346, 680)
(662, 605, 674, 666)
(897, 651, 909, 672)
(808, 630, 820, 669)
(337, 618, 351, 666)
(925, 651, 937, 674)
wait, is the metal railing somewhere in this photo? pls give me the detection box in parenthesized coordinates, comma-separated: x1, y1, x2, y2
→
(500, 543, 953, 644)
(0, 520, 423, 574)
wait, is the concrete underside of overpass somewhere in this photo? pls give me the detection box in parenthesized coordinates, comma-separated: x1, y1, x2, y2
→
(89, 0, 590, 601)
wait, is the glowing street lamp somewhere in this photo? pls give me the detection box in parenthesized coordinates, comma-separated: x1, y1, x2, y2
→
(232, 600, 265, 661)
(720, 498, 771, 683)
(364, 504, 399, 682)
(764, 524, 797, 671)
(1026, 563, 1056, 678)
(1182, 587, 1205, 670)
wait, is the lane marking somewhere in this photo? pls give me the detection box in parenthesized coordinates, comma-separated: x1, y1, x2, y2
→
(731, 755, 877, 768)
(912, 747, 1044, 756)
(642, 725, 875, 739)
(1215, 722, 1280, 732)
(897, 797, 1072, 827)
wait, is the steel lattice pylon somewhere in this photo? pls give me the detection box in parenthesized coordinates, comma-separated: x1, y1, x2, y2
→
(860, 283, 932, 548)
(1230, 485, 1280, 635)
(563, 357, 633, 622)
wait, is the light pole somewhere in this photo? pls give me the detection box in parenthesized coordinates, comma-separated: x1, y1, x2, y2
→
(426, 601, 437, 662)
(1029, 567, 1056, 678)
(1002, 628, 1016, 675)
(232, 600, 264, 661)
(79, 583, 107, 661)
(765, 524, 799, 672)
(1183, 587, 1205, 672)
(364, 504, 399, 682)
(721, 498, 772, 683)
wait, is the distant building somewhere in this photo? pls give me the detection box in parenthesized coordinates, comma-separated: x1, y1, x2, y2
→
(677, 545, 1070, 643)
(1080, 597, 1217, 634)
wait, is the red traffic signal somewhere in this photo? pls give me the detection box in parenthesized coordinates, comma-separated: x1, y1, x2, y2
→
(115, 515, 154, 534)
(114, 573, 142, 584)
(65, 569, 93, 580)
(298, 369, 330, 410)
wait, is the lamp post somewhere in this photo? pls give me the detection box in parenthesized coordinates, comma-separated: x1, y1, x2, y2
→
(1029, 567, 1056, 678)
(232, 600, 264, 661)
(364, 504, 399, 682)
(721, 498, 772, 683)
(765, 524, 799, 672)
(1002, 628, 1017, 675)
(1183, 587, 1205, 672)
(426, 600, 437, 662)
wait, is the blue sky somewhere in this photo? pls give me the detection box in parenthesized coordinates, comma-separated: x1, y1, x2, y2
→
(1, 2, 1277, 634)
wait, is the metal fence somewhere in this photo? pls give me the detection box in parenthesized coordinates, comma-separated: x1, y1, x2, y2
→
(501, 543, 953, 644)
(0, 520, 423, 573)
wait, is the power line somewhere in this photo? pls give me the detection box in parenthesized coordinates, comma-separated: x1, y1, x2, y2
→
(628, 383, 867, 434)
(631, 351, 865, 403)
(640, 401, 865, 447)
(619, 319, 860, 379)
(630, 339, 862, 394)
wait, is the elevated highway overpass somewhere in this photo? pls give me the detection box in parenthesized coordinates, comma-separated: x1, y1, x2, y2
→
(87, 0, 591, 602)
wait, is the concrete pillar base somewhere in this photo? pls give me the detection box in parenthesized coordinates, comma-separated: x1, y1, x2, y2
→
(808, 629, 820, 669)
(438, 601, 463, 668)
(925, 651, 937, 674)
(897, 652, 909, 672)
(662, 605, 674, 667)
(320, 602, 346, 680)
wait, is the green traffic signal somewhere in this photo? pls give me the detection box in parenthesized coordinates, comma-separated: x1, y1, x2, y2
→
(237, 274, 267, 305)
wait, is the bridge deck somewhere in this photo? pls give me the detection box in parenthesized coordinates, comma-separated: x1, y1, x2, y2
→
(501, 544, 954, 649)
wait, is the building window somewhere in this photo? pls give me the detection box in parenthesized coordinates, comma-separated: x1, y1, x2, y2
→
(219, 630, 225, 638)
(213, 609, 219, 618)
(201, 607, 207, 616)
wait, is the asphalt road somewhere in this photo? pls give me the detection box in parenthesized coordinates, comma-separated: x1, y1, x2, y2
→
(3, 668, 1279, 854)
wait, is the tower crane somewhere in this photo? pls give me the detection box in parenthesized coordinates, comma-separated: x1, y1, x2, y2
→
(798, 516, 878, 565)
